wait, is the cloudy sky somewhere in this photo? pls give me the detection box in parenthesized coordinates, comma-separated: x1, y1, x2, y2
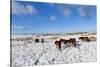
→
(11, 1, 96, 34)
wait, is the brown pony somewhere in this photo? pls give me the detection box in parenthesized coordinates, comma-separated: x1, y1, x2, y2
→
(54, 40, 61, 50)
(64, 38, 76, 47)
(79, 37, 90, 42)
(89, 36, 96, 41)
(35, 38, 39, 43)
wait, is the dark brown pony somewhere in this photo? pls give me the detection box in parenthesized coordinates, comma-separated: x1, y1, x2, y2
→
(35, 38, 39, 43)
(54, 38, 76, 50)
(79, 37, 90, 42)
(54, 40, 61, 50)
(64, 38, 76, 47)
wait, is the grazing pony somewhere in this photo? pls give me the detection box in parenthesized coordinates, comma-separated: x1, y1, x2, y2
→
(54, 38, 76, 50)
(79, 37, 90, 42)
(64, 38, 76, 47)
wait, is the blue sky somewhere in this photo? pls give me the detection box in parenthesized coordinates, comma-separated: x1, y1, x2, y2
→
(11, 1, 96, 34)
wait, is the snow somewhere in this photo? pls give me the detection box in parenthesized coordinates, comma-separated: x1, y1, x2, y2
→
(11, 33, 97, 67)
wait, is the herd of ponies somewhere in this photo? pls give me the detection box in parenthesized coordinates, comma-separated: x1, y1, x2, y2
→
(11, 35, 96, 50)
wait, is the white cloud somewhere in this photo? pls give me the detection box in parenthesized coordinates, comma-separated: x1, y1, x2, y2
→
(79, 6, 90, 17)
(63, 8, 71, 17)
(12, 1, 37, 16)
(50, 16, 57, 20)
(48, 3, 55, 7)
(12, 25, 24, 30)
(57, 5, 71, 17)
(26, 5, 37, 15)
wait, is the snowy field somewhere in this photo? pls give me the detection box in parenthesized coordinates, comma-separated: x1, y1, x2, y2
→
(11, 33, 97, 67)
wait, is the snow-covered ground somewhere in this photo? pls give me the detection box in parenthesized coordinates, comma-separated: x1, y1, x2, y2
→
(11, 33, 97, 67)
